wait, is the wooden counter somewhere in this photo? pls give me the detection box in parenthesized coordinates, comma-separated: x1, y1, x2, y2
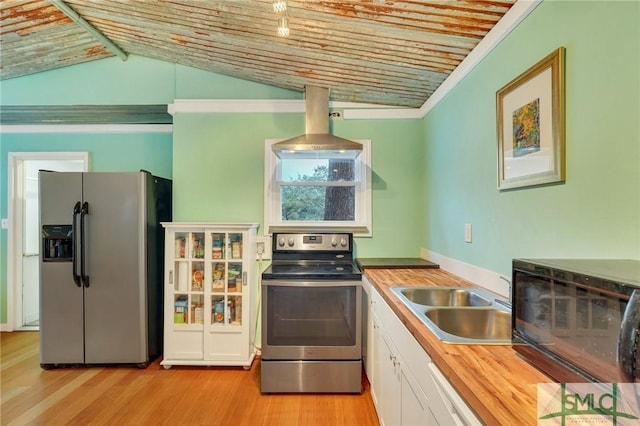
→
(364, 268, 551, 426)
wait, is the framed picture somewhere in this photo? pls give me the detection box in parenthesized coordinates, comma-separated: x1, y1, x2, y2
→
(496, 47, 565, 190)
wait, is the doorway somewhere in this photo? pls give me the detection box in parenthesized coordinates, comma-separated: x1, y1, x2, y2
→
(8, 153, 88, 331)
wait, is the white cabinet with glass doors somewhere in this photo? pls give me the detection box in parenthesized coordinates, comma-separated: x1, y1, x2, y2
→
(161, 222, 258, 369)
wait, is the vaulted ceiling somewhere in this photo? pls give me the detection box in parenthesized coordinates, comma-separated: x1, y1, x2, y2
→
(1, 0, 518, 108)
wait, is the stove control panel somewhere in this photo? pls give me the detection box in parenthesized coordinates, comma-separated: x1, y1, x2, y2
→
(273, 233, 352, 252)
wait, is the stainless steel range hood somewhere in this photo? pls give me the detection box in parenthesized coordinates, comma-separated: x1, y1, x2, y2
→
(272, 85, 362, 159)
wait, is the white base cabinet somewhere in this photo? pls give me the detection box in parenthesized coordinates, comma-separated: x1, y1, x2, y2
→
(372, 317, 402, 426)
(161, 222, 258, 369)
(363, 277, 480, 426)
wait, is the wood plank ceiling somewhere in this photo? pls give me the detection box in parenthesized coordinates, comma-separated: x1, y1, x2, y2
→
(1, 0, 517, 108)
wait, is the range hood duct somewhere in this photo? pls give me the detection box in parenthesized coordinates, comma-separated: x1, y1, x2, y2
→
(272, 85, 362, 159)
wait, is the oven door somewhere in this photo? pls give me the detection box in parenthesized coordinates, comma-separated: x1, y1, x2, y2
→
(261, 280, 362, 360)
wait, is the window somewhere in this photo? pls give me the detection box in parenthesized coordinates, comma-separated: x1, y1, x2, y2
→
(264, 139, 372, 236)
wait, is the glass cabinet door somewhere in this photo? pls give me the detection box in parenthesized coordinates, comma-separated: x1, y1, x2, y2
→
(209, 231, 244, 327)
(172, 231, 205, 325)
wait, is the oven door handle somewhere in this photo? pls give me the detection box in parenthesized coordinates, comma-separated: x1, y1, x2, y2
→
(261, 280, 360, 288)
(618, 289, 640, 382)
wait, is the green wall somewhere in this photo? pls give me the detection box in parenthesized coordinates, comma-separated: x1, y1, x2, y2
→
(1, 56, 177, 105)
(172, 113, 425, 258)
(422, 0, 640, 277)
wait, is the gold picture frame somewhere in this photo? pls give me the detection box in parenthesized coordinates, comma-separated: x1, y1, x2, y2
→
(496, 47, 566, 190)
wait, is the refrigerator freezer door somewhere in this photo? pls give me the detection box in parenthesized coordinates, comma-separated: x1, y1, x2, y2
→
(82, 172, 149, 364)
(39, 171, 84, 365)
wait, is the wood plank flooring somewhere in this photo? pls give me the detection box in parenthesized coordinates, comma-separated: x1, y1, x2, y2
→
(1, 332, 379, 425)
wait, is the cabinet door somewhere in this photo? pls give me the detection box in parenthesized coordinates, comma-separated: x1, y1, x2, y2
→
(165, 229, 205, 360)
(371, 313, 383, 413)
(401, 369, 434, 426)
(171, 230, 205, 325)
(208, 231, 243, 326)
(373, 316, 402, 426)
(204, 230, 247, 361)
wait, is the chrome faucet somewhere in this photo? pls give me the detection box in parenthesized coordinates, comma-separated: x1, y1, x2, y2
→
(494, 275, 512, 309)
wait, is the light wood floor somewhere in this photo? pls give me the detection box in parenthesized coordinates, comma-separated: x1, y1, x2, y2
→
(1, 332, 379, 425)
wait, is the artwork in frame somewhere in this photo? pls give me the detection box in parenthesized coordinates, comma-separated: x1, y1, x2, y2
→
(496, 47, 566, 190)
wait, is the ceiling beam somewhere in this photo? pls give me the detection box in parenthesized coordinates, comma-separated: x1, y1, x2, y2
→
(49, 0, 128, 61)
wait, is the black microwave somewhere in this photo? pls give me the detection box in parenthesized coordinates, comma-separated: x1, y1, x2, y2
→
(512, 259, 640, 383)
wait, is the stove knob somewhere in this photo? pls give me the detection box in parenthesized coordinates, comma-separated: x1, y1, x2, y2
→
(340, 238, 348, 247)
(287, 238, 295, 247)
(331, 239, 338, 247)
(278, 237, 285, 247)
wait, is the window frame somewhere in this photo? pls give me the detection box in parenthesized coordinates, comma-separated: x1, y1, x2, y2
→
(264, 139, 372, 236)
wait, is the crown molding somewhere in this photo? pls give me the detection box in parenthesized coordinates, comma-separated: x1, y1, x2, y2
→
(0, 124, 172, 134)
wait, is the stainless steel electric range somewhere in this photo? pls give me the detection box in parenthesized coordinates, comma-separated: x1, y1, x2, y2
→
(260, 232, 363, 393)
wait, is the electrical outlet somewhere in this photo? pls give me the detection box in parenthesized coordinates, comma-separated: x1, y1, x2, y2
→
(464, 223, 472, 243)
(1, 218, 8, 229)
(256, 236, 271, 260)
(329, 111, 343, 120)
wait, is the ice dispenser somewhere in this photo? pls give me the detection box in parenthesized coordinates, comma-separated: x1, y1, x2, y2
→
(42, 225, 73, 261)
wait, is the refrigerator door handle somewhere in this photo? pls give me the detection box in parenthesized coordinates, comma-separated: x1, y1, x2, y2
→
(72, 202, 82, 287)
(80, 201, 90, 287)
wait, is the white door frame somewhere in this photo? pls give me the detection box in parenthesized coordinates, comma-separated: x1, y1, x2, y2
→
(5, 152, 89, 332)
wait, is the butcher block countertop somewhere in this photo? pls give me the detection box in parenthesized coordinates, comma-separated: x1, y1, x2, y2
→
(363, 267, 552, 426)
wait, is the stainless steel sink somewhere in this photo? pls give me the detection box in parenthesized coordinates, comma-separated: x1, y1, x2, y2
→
(391, 286, 511, 344)
(424, 308, 511, 342)
(398, 287, 492, 307)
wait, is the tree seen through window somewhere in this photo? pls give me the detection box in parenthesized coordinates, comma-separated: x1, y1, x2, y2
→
(281, 160, 355, 221)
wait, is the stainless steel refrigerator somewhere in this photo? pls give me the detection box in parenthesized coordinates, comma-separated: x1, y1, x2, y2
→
(39, 171, 171, 368)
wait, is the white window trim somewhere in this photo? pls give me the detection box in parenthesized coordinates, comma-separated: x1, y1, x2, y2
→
(264, 139, 372, 237)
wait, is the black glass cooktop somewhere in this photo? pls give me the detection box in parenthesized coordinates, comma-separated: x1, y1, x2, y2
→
(262, 262, 362, 281)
